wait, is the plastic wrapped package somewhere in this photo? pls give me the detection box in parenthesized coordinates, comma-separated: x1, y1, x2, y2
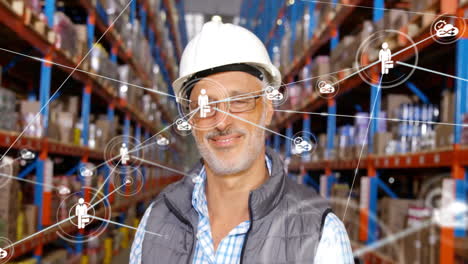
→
(280, 20, 292, 73)
(118, 65, 132, 99)
(25, 0, 41, 14)
(0, 87, 18, 131)
(53, 12, 79, 58)
(20, 101, 43, 137)
(102, 0, 129, 32)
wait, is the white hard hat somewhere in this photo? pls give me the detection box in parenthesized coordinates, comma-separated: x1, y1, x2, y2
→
(172, 17, 281, 102)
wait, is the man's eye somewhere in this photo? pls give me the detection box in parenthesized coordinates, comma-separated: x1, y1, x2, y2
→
(232, 100, 248, 105)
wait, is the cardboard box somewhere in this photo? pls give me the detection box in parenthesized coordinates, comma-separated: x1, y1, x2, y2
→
(23, 205, 37, 237)
(373, 132, 392, 155)
(42, 249, 67, 264)
(440, 91, 455, 123)
(66, 96, 80, 116)
(57, 112, 75, 143)
(379, 198, 421, 232)
(95, 120, 111, 149)
(20, 100, 43, 137)
(384, 94, 412, 119)
(435, 124, 453, 148)
(0, 180, 19, 239)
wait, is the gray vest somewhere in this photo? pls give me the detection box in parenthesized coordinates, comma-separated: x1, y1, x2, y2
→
(142, 148, 330, 263)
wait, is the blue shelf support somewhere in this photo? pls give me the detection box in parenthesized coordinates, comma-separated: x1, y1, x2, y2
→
(285, 124, 293, 158)
(18, 161, 37, 179)
(326, 100, 336, 162)
(405, 81, 430, 104)
(367, 176, 378, 244)
(87, 12, 95, 51)
(368, 79, 382, 153)
(35, 1, 55, 261)
(80, 85, 92, 147)
(130, 0, 137, 25)
(454, 37, 468, 238)
(302, 114, 311, 162)
(140, 3, 147, 35)
(104, 104, 115, 197)
(273, 134, 281, 153)
(376, 177, 398, 199)
(363, 0, 385, 246)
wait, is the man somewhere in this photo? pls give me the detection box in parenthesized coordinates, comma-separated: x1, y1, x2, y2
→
(379, 42, 393, 75)
(75, 198, 89, 229)
(130, 17, 353, 264)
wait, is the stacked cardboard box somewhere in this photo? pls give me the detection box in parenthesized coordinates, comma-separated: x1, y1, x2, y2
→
(461, 114, 468, 145)
(42, 249, 68, 264)
(440, 90, 455, 123)
(0, 179, 19, 239)
(279, 21, 292, 73)
(330, 35, 359, 72)
(53, 12, 80, 60)
(378, 198, 427, 261)
(20, 100, 43, 137)
(0, 87, 18, 131)
(48, 96, 80, 144)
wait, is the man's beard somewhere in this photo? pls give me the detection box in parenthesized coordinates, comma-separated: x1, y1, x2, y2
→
(194, 112, 267, 175)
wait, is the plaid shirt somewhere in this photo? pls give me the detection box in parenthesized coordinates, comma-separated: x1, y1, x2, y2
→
(130, 157, 354, 264)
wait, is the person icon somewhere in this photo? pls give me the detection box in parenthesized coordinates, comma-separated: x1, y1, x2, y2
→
(198, 89, 211, 118)
(120, 143, 130, 165)
(0, 247, 7, 259)
(75, 198, 90, 229)
(379, 42, 393, 75)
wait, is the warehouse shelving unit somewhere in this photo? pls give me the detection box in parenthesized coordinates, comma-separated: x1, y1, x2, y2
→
(241, 0, 467, 263)
(0, 0, 187, 262)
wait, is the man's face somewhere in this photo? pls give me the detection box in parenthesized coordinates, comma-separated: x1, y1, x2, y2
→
(189, 71, 273, 175)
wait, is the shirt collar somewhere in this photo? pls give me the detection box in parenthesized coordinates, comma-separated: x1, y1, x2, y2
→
(192, 155, 272, 219)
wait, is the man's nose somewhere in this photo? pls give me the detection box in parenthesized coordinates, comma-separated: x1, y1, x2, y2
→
(213, 108, 233, 131)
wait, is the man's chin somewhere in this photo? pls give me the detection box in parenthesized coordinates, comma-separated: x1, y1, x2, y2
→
(203, 147, 247, 174)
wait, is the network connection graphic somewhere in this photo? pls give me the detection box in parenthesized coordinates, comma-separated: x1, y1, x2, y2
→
(0, 0, 466, 263)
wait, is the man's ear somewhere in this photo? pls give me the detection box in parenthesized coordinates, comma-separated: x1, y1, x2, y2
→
(264, 99, 274, 126)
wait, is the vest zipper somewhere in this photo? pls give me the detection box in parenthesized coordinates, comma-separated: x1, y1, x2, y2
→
(163, 197, 196, 264)
(239, 192, 253, 264)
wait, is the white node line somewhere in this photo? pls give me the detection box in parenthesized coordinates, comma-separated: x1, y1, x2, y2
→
(397, 61, 468, 83)
(208, 88, 267, 105)
(132, 157, 193, 178)
(88, 107, 199, 204)
(355, 199, 467, 258)
(88, 181, 128, 211)
(274, 109, 468, 128)
(90, 215, 166, 238)
(4, 180, 128, 250)
(0, 0, 135, 165)
(282, 67, 353, 87)
(300, 0, 467, 19)
(331, 34, 435, 87)
(0, 47, 190, 102)
(213, 107, 295, 141)
(353, 219, 433, 257)
(342, 76, 382, 220)
(209, 93, 265, 105)
(0, 157, 21, 169)
(0, 172, 61, 191)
